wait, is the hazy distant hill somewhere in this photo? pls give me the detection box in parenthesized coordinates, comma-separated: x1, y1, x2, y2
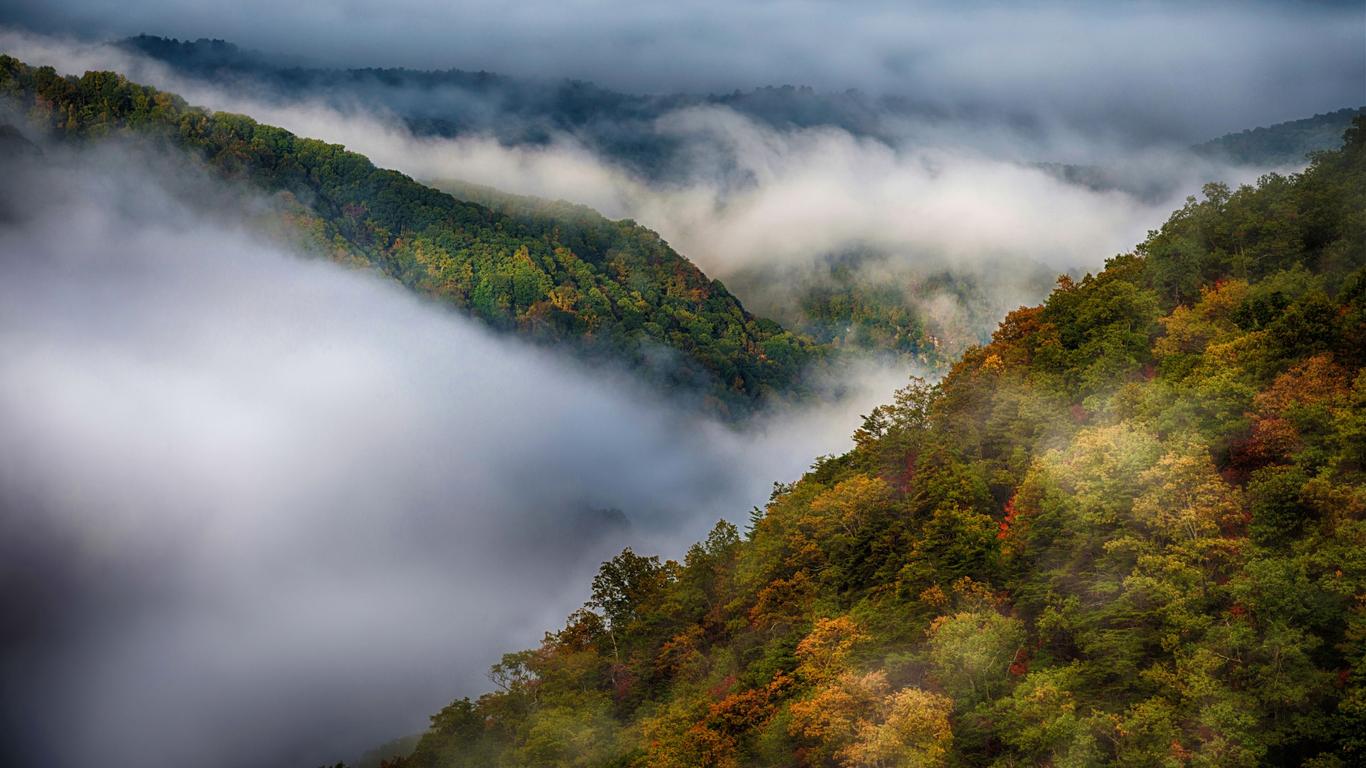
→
(118, 34, 912, 182)
(122, 35, 1364, 178)
(1037, 107, 1366, 202)
(1194, 106, 1366, 166)
(0, 56, 823, 413)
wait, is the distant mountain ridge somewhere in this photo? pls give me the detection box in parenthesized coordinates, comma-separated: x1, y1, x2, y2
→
(117, 34, 908, 183)
(120, 35, 1365, 178)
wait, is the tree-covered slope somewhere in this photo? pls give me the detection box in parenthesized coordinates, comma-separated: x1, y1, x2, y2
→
(372, 119, 1366, 768)
(437, 181, 956, 369)
(0, 57, 821, 413)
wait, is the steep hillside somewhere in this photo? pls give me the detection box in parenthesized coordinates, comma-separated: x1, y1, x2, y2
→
(437, 181, 956, 369)
(0, 57, 821, 413)
(372, 119, 1366, 767)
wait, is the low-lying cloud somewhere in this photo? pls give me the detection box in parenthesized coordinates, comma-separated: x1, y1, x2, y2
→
(0, 139, 906, 768)
(0, 10, 1352, 765)
(1, 1, 1360, 143)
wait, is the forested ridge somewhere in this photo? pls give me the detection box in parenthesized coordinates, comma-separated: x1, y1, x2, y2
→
(363, 120, 1366, 767)
(0, 57, 821, 413)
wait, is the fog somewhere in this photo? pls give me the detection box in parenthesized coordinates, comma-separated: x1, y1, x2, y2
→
(2, 1, 1361, 142)
(0, 27, 1288, 348)
(0, 9, 1356, 764)
(0, 140, 907, 767)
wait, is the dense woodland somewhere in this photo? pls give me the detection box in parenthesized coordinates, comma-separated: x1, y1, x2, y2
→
(436, 181, 959, 368)
(356, 120, 1366, 767)
(0, 57, 822, 414)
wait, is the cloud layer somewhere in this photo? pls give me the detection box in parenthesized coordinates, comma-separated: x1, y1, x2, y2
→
(2, 1, 1361, 141)
(0, 140, 905, 767)
(0, 9, 1357, 763)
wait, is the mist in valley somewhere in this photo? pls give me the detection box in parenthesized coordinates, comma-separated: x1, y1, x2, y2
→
(0, 4, 1361, 766)
(0, 139, 908, 767)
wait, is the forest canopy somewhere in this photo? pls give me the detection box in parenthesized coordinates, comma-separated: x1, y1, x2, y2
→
(371, 118, 1366, 768)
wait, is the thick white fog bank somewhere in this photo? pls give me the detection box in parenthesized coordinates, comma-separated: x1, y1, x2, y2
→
(0, 145, 906, 768)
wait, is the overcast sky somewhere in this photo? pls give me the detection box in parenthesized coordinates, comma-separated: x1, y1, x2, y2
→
(1, 1, 1362, 142)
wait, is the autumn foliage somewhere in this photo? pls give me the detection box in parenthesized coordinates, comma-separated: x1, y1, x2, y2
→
(377, 120, 1366, 767)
